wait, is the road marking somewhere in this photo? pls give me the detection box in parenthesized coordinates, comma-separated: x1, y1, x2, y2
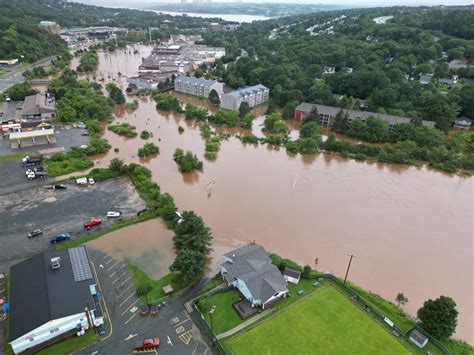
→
(167, 335, 173, 347)
(111, 277, 121, 285)
(105, 258, 114, 265)
(107, 262, 118, 271)
(170, 317, 179, 324)
(90, 262, 113, 343)
(119, 291, 135, 307)
(109, 264, 126, 277)
(118, 277, 131, 288)
(125, 310, 138, 325)
(175, 326, 185, 334)
(124, 333, 138, 341)
(179, 331, 193, 345)
(121, 298, 140, 315)
(117, 283, 133, 298)
(174, 318, 190, 328)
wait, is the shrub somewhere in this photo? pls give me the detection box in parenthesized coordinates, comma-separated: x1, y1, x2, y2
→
(138, 143, 160, 157)
(173, 148, 203, 173)
(140, 130, 151, 139)
(108, 123, 137, 138)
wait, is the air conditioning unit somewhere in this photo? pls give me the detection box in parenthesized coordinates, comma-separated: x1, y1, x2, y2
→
(51, 257, 61, 270)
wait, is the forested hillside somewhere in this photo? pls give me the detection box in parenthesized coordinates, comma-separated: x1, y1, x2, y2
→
(0, 0, 220, 62)
(203, 6, 474, 130)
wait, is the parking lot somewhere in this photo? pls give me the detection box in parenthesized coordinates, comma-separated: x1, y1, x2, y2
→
(0, 177, 146, 271)
(79, 250, 214, 355)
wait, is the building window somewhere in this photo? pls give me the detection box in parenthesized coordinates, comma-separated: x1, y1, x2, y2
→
(50, 327, 60, 334)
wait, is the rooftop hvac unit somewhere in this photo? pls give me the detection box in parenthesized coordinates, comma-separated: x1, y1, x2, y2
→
(51, 257, 61, 270)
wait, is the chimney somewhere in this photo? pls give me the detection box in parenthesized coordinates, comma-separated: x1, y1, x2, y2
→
(51, 257, 61, 270)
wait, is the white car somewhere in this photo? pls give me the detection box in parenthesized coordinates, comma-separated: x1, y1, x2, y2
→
(80, 145, 88, 149)
(88, 178, 95, 185)
(76, 177, 88, 185)
(107, 211, 122, 218)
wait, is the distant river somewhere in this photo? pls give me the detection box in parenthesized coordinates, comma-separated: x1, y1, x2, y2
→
(153, 10, 271, 23)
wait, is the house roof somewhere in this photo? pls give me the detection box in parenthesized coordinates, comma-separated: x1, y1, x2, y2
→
(21, 94, 56, 116)
(295, 103, 436, 128)
(283, 267, 301, 279)
(9, 246, 98, 341)
(455, 117, 472, 125)
(175, 75, 218, 88)
(222, 244, 287, 304)
(409, 329, 427, 346)
(223, 85, 268, 99)
(419, 74, 433, 84)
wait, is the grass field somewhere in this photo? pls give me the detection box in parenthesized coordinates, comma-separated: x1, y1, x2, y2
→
(226, 286, 410, 355)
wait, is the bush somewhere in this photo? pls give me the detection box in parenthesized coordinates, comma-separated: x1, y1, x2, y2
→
(270, 253, 302, 272)
(138, 143, 160, 157)
(140, 130, 151, 139)
(185, 104, 209, 121)
(108, 123, 137, 138)
(240, 135, 259, 144)
(125, 99, 139, 111)
(153, 93, 183, 113)
(178, 126, 185, 133)
(200, 124, 212, 138)
(173, 148, 203, 173)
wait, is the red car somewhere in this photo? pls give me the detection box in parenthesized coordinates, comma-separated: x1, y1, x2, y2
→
(134, 338, 160, 350)
(84, 217, 102, 228)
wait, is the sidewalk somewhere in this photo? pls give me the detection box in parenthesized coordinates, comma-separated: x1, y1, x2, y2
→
(216, 309, 272, 340)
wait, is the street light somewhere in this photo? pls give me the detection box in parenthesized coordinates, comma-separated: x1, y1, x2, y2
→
(344, 254, 356, 284)
(209, 305, 216, 345)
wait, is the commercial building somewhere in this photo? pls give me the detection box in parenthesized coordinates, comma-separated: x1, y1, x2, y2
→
(221, 244, 288, 310)
(21, 93, 56, 121)
(39, 21, 60, 34)
(139, 43, 225, 73)
(174, 76, 223, 98)
(127, 72, 178, 90)
(294, 103, 436, 130)
(220, 85, 269, 111)
(8, 246, 104, 354)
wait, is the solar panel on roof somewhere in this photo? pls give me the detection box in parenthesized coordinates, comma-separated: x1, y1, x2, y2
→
(68, 246, 93, 282)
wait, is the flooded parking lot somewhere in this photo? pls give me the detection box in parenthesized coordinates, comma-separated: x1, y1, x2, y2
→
(0, 177, 145, 270)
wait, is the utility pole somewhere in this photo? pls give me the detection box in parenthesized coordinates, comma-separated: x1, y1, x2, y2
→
(344, 254, 356, 284)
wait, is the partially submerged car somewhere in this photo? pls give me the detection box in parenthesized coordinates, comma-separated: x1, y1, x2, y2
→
(84, 217, 102, 228)
(107, 211, 122, 218)
(50, 232, 71, 243)
(27, 229, 43, 238)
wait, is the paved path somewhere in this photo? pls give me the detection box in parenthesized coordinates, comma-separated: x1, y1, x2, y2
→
(216, 308, 272, 340)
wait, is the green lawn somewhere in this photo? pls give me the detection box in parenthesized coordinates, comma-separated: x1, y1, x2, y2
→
(36, 330, 98, 355)
(128, 265, 187, 304)
(198, 289, 243, 334)
(226, 286, 410, 355)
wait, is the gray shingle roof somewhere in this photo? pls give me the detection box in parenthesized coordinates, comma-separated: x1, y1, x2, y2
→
(283, 267, 301, 279)
(222, 244, 287, 304)
(224, 85, 268, 98)
(9, 246, 98, 341)
(174, 75, 218, 88)
(21, 94, 56, 116)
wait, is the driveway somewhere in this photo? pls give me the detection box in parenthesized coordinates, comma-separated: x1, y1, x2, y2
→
(78, 250, 216, 355)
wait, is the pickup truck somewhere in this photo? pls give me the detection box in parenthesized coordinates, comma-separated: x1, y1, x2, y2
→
(22, 156, 42, 167)
(133, 338, 160, 351)
(26, 169, 48, 179)
(50, 232, 71, 243)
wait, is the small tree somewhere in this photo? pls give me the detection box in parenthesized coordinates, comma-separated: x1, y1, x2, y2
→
(239, 102, 250, 118)
(208, 89, 220, 105)
(395, 292, 408, 307)
(417, 296, 458, 339)
(302, 265, 312, 279)
(169, 249, 206, 283)
(136, 283, 152, 305)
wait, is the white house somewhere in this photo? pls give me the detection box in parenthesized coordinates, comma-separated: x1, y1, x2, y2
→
(8, 246, 103, 354)
(220, 244, 288, 309)
(220, 85, 269, 111)
(283, 267, 301, 284)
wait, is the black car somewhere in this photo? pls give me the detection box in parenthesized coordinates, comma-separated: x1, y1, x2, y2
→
(27, 229, 43, 238)
(54, 184, 67, 189)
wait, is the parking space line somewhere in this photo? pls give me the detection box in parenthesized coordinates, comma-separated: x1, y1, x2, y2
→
(111, 277, 121, 285)
(117, 283, 133, 298)
(125, 311, 138, 325)
(117, 277, 131, 288)
(119, 291, 135, 307)
(121, 298, 140, 316)
(174, 318, 190, 328)
(109, 264, 127, 277)
(107, 262, 119, 271)
(105, 258, 114, 265)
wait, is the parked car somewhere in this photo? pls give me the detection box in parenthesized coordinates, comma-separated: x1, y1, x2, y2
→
(88, 177, 95, 185)
(50, 232, 71, 243)
(84, 218, 102, 229)
(27, 229, 43, 238)
(80, 132, 90, 136)
(80, 145, 88, 149)
(107, 211, 122, 218)
(76, 177, 88, 185)
(54, 184, 67, 189)
(134, 338, 160, 351)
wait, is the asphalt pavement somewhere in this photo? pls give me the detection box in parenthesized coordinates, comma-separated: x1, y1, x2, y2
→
(77, 250, 217, 355)
(0, 56, 56, 93)
(0, 178, 146, 272)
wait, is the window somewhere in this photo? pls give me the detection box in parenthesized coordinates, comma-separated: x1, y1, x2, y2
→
(50, 327, 60, 334)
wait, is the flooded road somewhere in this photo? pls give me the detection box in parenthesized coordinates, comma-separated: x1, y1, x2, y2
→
(75, 47, 473, 341)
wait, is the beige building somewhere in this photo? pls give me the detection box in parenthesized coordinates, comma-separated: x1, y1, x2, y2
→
(174, 76, 223, 98)
(220, 85, 270, 111)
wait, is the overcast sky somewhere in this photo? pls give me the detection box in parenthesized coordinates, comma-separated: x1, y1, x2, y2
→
(77, 0, 474, 6)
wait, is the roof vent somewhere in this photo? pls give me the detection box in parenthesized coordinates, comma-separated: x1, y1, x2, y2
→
(51, 257, 61, 270)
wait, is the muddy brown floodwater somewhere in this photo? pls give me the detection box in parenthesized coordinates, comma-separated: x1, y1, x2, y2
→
(74, 46, 473, 342)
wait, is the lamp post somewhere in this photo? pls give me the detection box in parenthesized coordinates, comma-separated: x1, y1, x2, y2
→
(344, 254, 356, 284)
(209, 305, 216, 345)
